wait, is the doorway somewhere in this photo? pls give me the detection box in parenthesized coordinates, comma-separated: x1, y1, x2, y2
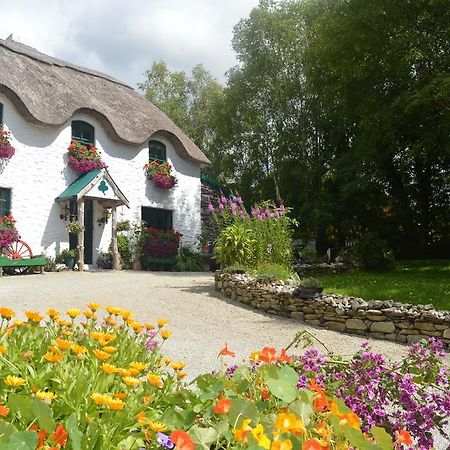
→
(69, 199, 94, 264)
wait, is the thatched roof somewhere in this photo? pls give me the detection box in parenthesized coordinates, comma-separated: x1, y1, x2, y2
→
(0, 37, 210, 164)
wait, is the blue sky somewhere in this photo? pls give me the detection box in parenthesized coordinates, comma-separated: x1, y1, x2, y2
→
(2, 0, 260, 88)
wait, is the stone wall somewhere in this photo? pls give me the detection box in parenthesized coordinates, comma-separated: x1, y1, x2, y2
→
(215, 272, 450, 346)
(295, 262, 351, 276)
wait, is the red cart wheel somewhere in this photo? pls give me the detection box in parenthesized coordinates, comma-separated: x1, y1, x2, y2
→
(2, 240, 33, 275)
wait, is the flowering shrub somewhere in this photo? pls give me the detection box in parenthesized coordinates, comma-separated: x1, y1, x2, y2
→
(210, 196, 295, 269)
(0, 130, 15, 160)
(144, 160, 177, 190)
(67, 140, 107, 173)
(0, 215, 19, 248)
(141, 227, 181, 258)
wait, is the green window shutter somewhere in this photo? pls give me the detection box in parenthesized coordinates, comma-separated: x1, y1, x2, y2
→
(0, 188, 11, 217)
(141, 207, 173, 230)
(71, 120, 95, 146)
(149, 140, 166, 162)
(0, 102, 3, 127)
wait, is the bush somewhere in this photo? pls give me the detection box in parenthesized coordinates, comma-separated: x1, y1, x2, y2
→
(175, 246, 203, 271)
(141, 227, 181, 258)
(117, 235, 131, 269)
(97, 251, 112, 269)
(249, 263, 295, 283)
(354, 232, 395, 271)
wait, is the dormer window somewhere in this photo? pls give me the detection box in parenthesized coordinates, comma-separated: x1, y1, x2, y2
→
(72, 120, 95, 147)
(149, 140, 166, 162)
(0, 102, 3, 129)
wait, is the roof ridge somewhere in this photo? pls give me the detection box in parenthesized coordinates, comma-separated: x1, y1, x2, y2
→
(0, 37, 133, 90)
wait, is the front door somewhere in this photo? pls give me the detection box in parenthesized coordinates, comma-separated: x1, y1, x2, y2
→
(69, 199, 94, 264)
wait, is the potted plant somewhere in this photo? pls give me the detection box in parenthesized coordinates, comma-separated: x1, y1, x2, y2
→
(0, 215, 19, 248)
(294, 278, 324, 299)
(129, 221, 145, 270)
(140, 226, 181, 270)
(143, 160, 177, 190)
(67, 140, 107, 174)
(0, 130, 15, 160)
(59, 249, 77, 270)
(66, 221, 85, 234)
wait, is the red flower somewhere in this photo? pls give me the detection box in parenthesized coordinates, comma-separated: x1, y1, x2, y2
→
(261, 388, 270, 400)
(259, 347, 277, 364)
(218, 343, 236, 357)
(395, 429, 412, 446)
(29, 424, 47, 448)
(50, 424, 68, 447)
(278, 348, 291, 363)
(170, 430, 195, 450)
(303, 439, 325, 450)
(0, 405, 8, 416)
(213, 398, 231, 414)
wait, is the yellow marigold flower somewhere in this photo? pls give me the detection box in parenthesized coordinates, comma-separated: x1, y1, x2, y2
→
(129, 362, 148, 372)
(106, 306, 122, 315)
(13, 320, 24, 327)
(176, 371, 187, 380)
(94, 349, 110, 361)
(339, 412, 361, 430)
(71, 344, 87, 356)
(251, 424, 271, 450)
(147, 373, 163, 388)
(46, 309, 60, 319)
(103, 346, 117, 354)
(160, 330, 172, 340)
(143, 396, 152, 405)
(232, 419, 252, 442)
(157, 319, 168, 328)
(107, 398, 125, 410)
(249, 351, 261, 363)
(128, 368, 139, 376)
(36, 390, 57, 403)
(62, 329, 73, 336)
(55, 338, 72, 351)
(274, 413, 306, 436)
(56, 319, 71, 327)
(163, 357, 172, 366)
(91, 393, 110, 406)
(0, 345, 7, 355)
(4, 375, 26, 387)
(43, 351, 63, 363)
(31, 386, 39, 393)
(105, 317, 117, 327)
(148, 421, 167, 433)
(170, 362, 186, 371)
(123, 376, 141, 388)
(136, 411, 148, 424)
(271, 439, 293, 450)
(83, 310, 96, 319)
(117, 368, 132, 377)
(0, 307, 15, 320)
(114, 392, 127, 400)
(66, 308, 81, 319)
(87, 302, 101, 311)
(25, 310, 43, 323)
(118, 309, 132, 320)
(100, 363, 117, 374)
(144, 323, 155, 331)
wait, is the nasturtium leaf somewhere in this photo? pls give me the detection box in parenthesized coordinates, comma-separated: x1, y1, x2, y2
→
(189, 426, 218, 449)
(266, 378, 298, 403)
(3, 431, 38, 450)
(261, 364, 279, 380)
(236, 379, 251, 394)
(180, 409, 196, 428)
(279, 365, 299, 385)
(214, 418, 230, 437)
(67, 413, 83, 450)
(0, 419, 17, 443)
(371, 426, 394, 450)
(288, 394, 313, 426)
(332, 396, 352, 414)
(117, 435, 146, 449)
(162, 408, 186, 429)
(344, 427, 382, 450)
(232, 366, 252, 383)
(32, 398, 56, 434)
(7, 394, 34, 421)
(227, 398, 259, 428)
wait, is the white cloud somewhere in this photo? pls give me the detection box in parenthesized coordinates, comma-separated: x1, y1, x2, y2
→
(1, 0, 260, 87)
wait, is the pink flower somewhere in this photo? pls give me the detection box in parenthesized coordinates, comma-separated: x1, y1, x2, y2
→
(208, 204, 215, 212)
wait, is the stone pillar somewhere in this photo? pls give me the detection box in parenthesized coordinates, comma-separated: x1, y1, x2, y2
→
(77, 198, 85, 272)
(111, 205, 120, 270)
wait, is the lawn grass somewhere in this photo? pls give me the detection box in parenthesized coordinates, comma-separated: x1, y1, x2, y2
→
(316, 259, 450, 310)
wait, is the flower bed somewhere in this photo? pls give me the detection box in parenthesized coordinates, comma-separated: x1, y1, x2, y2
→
(67, 140, 107, 173)
(0, 130, 15, 160)
(144, 160, 177, 190)
(0, 215, 19, 248)
(1, 304, 439, 449)
(141, 227, 181, 259)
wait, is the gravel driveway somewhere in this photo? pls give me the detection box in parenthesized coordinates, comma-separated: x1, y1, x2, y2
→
(0, 270, 415, 375)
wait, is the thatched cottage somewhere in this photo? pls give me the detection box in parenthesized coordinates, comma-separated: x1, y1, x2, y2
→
(0, 37, 209, 269)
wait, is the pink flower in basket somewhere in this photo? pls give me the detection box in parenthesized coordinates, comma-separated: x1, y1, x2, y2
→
(67, 140, 107, 174)
(0, 130, 16, 160)
(144, 160, 177, 190)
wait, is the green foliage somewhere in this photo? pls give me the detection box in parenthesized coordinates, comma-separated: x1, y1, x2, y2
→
(249, 264, 295, 284)
(117, 235, 131, 269)
(96, 252, 112, 269)
(299, 278, 323, 289)
(353, 233, 395, 271)
(214, 223, 256, 267)
(175, 246, 203, 272)
(116, 220, 130, 232)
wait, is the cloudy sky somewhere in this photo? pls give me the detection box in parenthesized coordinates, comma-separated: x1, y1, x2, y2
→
(2, 0, 260, 88)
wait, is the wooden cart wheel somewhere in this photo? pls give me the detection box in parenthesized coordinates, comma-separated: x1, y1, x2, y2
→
(2, 240, 33, 275)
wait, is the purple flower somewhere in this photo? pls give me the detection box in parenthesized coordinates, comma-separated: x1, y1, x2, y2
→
(279, 204, 285, 212)
(274, 211, 280, 219)
(157, 433, 174, 449)
(218, 203, 224, 211)
(207, 203, 215, 212)
(145, 339, 157, 351)
(220, 195, 227, 204)
(237, 196, 243, 204)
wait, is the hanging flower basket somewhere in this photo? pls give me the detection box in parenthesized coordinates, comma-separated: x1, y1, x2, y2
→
(67, 140, 107, 174)
(144, 160, 177, 190)
(0, 215, 20, 248)
(0, 131, 15, 160)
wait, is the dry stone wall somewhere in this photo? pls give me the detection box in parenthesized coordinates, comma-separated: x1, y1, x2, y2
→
(215, 272, 450, 346)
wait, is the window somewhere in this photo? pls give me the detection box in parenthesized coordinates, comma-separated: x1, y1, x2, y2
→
(0, 188, 11, 218)
(149, 140, 166, 162)
(0, 102, 3, 128)
(141, 207, 172, 230)
(71, 120, 95, 146)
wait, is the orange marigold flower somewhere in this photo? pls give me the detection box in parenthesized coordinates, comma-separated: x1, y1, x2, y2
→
(218, 343, 235, 358)
(0, 405, 9, 416)
(213, 398, 231, 415)
(100, 363, 117, 374)
(87, 302, 101, 311)
(105, 317, 117, 327)
(129, 361, 148, 372)
(106, 306, 122, 315)
(157, 319, 168, 328)
(0, 307, 15, 320)
(25, 310, 43, 323)
(144, 322, 155, 331)
(147, 373, 163, 388)
(114, 392, 127, 400)
(339, 412, 360, 429)
(170, 430, 195, 450)
(50, 424, 69, 446)
(46, 308, 60, 319)
(55, 338, 72, 350)
(259, 347, 277, 364)
(274, 413, 306, 436)
(4, 375, 26, 387)
(395, 430, 412, 446)
(232, 419, 252, 443)
(316, 422, 332, 439)
(160, 329, 172, 340)
(123, 376, 141, 388)
(0, 345, 7, 355)
(302, 439, 328, 450)
(117, 368, 132, 377)
(91, 393, 110, 406)
(271, 439, 293, 450)
(118, 309, 133, 320)
(43, 351, 63, 363)
(66, 308, 81, 319)
(83, 310, 96, 319)
(56, 319, 71, 327)
(143, 396, 152, 405)
(136, 411, 148, 424)
(71, 344, 87, 356)
(149, 421, 167, 433)
(94, 349, 110, 361)
(170, 361, 186, 371)
(102, 346, 117, 354)
(176, 371, 187, 380)
(107, 398, 125, 410)
(36, 390, 57, 404)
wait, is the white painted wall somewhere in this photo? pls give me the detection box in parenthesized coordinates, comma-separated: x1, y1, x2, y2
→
(0, 95, 202, 266)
